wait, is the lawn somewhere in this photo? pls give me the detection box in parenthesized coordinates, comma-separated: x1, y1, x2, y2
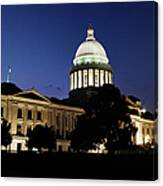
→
(1, 150, 157, 180)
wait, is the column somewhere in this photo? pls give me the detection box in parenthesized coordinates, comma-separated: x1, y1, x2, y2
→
(74, 71, 77, 89)
(23, 104, 28, 135)
(88, 69, 93, 86)
(70, 73, 73, 91)
(78, 70, 82, 88)
(105, 71, 109, 84)
(11, 103, 18, 135)
(100, 69, 104, 86)
(99, 69, 100, 87)
(109, 72, 112, 84)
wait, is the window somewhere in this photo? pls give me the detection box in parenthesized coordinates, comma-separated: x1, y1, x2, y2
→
(88, 69, 93, 86)
(146, 128, 150, 135)
(142, 128, 145, 135)
(28, 110, 32, 120)
(152, 128, 155, 135)
(56, 114, 60, 129)
(65, 117, 67, 128)
(1, 107, 4, 117)
(27, 126, 32, 137)
(95, 69, 99, 87)
(37, 111, 42, 120)
(100, 70, 104, 86)
(17, 124, 22, 135)
(78, 70, 82, 88)
(83, 69, 88, 87)
(66, 131, 69, 139)
(17, 108, 22, 118)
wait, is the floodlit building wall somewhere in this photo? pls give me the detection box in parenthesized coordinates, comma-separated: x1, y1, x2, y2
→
(130, 114, 156, 146)
(1, 92, 84, 152)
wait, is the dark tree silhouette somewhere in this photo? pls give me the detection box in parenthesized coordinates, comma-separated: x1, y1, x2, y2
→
(1, 82, 22, 95)
(141, 111, 154, 120)
(71, 84, 137, 153)
(1, 119, 12, 150)
(27, 124, 56, 153)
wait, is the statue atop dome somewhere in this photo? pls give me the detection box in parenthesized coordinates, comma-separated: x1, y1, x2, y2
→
(86, 24, 95, 41)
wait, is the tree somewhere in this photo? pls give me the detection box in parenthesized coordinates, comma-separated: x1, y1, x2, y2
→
(71, 84, 137, 154)
(1, 119, 12, 150)
(27, 124, 56, 153)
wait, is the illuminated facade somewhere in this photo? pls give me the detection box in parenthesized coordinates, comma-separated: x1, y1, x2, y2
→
(1, 84, 84, 152)
(125, 96, 157, 146)
(70, 25, 112, 99)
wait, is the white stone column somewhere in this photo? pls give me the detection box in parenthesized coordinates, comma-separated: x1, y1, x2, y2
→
(11, 103, 18, 135)
(78, 70, 82, 88)
(135, 121, 143, 145)
(70, 73, 73, 91)
(23, 104, 28, 135)
(109, 72, 112, 84)
(88, 69, 93, 86)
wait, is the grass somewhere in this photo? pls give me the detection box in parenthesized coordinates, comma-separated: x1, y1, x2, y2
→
(1, 150, 158, 180)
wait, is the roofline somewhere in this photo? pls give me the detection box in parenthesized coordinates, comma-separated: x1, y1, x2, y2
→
(13, 89, 51, 103)
(1, 94, 85, 112)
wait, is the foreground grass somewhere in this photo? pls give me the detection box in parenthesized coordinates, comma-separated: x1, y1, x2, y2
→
(1, 150, 158, 180)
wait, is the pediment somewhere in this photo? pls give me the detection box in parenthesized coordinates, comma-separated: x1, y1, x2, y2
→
(13, 89, 50, 103)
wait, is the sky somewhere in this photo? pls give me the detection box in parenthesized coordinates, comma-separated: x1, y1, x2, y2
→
(1, 2, 157, 113)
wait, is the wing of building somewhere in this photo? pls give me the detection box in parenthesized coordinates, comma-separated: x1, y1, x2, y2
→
(1, 82, 85, 152)
(125, 95, 157, 146)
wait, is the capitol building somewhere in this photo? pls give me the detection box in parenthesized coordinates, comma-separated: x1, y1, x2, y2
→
(1, 26, 157, 152)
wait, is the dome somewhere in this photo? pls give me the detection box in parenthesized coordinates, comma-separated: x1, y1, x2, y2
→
(75, 40, 107, 58)
(73, 25, 109, 66)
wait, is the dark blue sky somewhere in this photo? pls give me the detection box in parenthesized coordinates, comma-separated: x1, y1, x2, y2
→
(1, 2, 157, 113)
